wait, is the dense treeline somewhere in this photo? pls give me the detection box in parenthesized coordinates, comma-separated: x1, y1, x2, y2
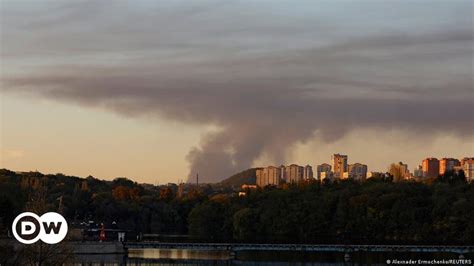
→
(0, 169, 208, 235)
(0, 168, 472, 245)
(193, 177, 473, 244)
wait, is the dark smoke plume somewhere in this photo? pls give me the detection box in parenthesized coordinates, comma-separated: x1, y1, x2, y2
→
(2, 1, 473, 182)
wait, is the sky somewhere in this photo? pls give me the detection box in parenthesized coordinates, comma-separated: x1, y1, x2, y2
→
(1, 0, 473, 184)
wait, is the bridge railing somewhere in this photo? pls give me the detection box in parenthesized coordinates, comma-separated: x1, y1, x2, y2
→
(123, 242, 474, 254)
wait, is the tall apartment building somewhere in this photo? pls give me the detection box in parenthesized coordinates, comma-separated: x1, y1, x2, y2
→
(283, 164, 304, 183)
(256, 166, 282, 187)
(399, 162, 409, 177)
(303, 165, 314, 180)
(422, 157, 439, 179)
(317, 163, 332, 180)
(461, 157, 474, 180)
(332, 154, 348, 178)
(320, 171, 333, 180)
(348, 163, 368, 180)
(461, 157, 473, 167)
(414, 165, 423, 178)
(439, 158, 461, 175)
(391, 161, 410, 179)
(279, 165, 285, 180)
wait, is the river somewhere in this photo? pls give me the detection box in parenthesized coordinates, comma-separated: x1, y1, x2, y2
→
(73, 248, 473, 265)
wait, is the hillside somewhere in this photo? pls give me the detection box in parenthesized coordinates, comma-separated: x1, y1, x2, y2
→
(219, 168, 261, 187)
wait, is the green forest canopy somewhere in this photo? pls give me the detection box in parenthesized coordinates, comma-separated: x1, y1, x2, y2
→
(0, 168, 472, 245)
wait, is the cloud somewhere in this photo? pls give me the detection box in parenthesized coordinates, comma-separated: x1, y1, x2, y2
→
(1, 0, 473, 182)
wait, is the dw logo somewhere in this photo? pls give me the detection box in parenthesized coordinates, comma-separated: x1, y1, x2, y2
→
(12, 212, 68, 244)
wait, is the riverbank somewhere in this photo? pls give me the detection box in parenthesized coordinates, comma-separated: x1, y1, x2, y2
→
(2, 239, 473, 255)
(70, 241, 126, 254)
(0, 239, 126, 254)
(1, 240, 473, 265)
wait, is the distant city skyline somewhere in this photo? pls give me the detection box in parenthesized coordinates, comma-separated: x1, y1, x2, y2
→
(1, 0, 473, 184)
(255, 155, 473, 187)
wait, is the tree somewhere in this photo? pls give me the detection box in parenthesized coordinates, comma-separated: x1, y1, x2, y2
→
(233, 208, 257, 240)
(159, 187, 174, 201)
(14, 187, 73, 266)
(188, 201, 231, 240)
(112, 185, 130, 200)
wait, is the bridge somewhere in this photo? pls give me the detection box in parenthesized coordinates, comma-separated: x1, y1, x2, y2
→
(124, 242, 474, 254)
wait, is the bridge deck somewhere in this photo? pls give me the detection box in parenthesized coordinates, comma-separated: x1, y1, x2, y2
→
(124, 242, 473, 254)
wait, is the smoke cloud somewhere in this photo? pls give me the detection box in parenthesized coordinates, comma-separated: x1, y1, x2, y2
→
(1, 0, 473, 182)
